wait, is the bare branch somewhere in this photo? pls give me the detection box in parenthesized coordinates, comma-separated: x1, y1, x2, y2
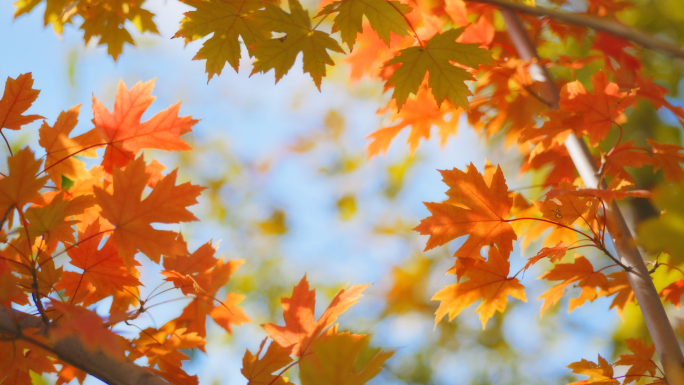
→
(0, 304, 169, 385)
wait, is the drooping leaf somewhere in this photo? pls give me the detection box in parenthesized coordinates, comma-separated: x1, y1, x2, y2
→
(566, 355, 619, 385)
(524, 242, 568, 271)
(174, 0, 272, 80)
(603, 271, 635, 319)
(316, 0, 412, 49)
(538, 255, 609, 316)
(385, 28, 493, 110)
(614, 338, 657, 384)
(251, 0, 345, 90)
(432, 246, 526, 329)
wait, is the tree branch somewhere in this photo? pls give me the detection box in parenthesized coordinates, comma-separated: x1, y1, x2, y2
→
(469, 0, 684, 60)
(0, 304, 169, 385)
(500, 9, 684, 384)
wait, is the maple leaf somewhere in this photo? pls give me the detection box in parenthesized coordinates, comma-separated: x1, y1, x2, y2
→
(0, 338, 54, 385)
(567, 355, 619, 385)
(0, 147, 49, 214)
(55, 220, 141, 306)
(94, 156, 204, 266)
(316, 0, 412, 49)
(24, 192, 95, 244)
(614, 338, 658, 384)
(38, 105, 103, 186)
(0, 73, 43, 130)
(241, 339, 294, 385)
(600, 141, 652, 184)
(77, 0, 160, 61)
(92, 79, 197, 174)
(367, 88, 460, 158)
(173, 0, 272, 80)
(130, 320, 205, 382)
(251, 0, 345, 90)
(523, 242, 568, 271)
(262, 275, 369, 356)
(648, 139, 684, 182)
(603, 271, 635, 319)
(209, 292, 252, 334)
(299, 330, 394, 384)
(386, 28, 493, 110)
(660, 279, 684, 308)
(414, 163, 516, 260)
(432, 246, 526, 328)
(538, 255, 609, 316)
(559, 70, 636, 146)
(536, 182, 594, 226)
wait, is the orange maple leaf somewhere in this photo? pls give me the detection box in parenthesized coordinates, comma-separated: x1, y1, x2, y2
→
(433, 246, 526, 328)
(614, 338, 658, 384)
(241, 339, 294, 385)
(567, 355, 619, 385)
(56, 219, 141, 306)
(559, 70, 636, 146)
(94, 156, 204, 266)
(603, 271, 635, 319)
(538, 255, 609, 316)
(262, 276, 369, 356)
(414, 163, 516, 259)
(0, 73, 44, 130)
(648, 139, 684, 182)
(537, 182, 594, 227)
(524, 242, 568, 271)
(367, 89, 460, 158)
(0, 338, 54, 385)
(38, 105, 103, 186)
(0, 147, 49, 214)
(92, 79, 197, 174)
(660, 279, 684, 308)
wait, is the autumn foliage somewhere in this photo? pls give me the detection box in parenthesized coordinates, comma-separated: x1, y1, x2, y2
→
(8, 0, 684, 383)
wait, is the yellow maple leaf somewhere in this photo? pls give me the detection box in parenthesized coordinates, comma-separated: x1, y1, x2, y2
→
(299, 330, 393, 385)
(251, 0, 345, 90)
(174, 0, 273, 80)
(316, 0, 412, 49)
(385, 28, 493, 110)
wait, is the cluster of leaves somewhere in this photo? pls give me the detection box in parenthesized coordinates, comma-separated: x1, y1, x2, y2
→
(12, 0, 684, 382)
(0, 73, 389, 385)
(567, 339, 662, 385)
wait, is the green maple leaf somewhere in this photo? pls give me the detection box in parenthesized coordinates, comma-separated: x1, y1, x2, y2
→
(385, 28, 493, 110)
(316, 0, 412, 49)
(251, 0, 345, 90)
(174, 0, 272, 80)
